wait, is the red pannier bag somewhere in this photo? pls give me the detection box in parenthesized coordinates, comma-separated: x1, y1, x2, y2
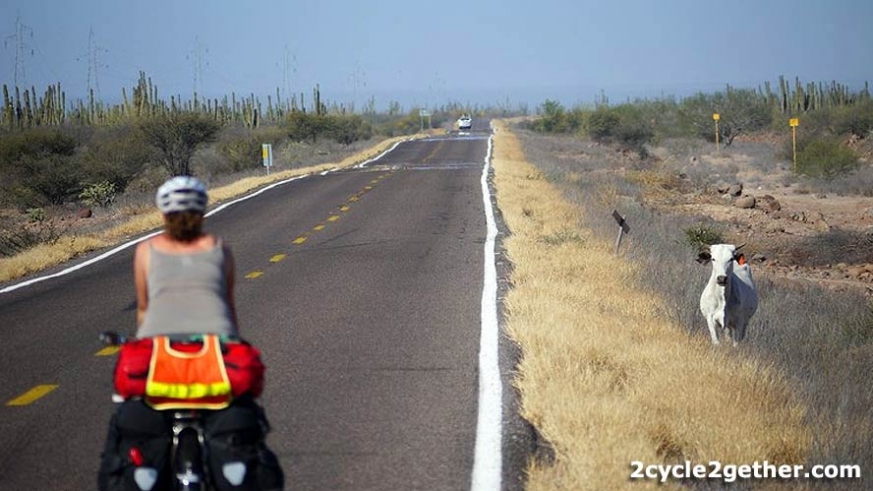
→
(113, 337, 265, 399)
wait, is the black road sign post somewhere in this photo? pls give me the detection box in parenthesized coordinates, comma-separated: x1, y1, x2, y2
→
(612, 210, 630, 255)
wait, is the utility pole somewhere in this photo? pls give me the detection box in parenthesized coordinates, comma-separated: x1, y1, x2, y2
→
(281, 45, 296, 103)
(78, 27, 108, 98)
(4, 15, 34, 88)
(188, 36, 208, 104)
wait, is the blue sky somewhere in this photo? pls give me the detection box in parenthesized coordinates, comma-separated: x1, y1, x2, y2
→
(1, 0, 871, 111)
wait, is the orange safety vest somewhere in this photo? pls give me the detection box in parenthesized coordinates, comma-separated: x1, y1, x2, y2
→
(144, 335, 233, 410)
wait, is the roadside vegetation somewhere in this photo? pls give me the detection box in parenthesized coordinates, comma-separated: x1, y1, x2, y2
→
(502, 76, 873, 489)
(0, 73, 512, 282)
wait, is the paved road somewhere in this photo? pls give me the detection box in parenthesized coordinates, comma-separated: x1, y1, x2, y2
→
(0, 125, 528, 491)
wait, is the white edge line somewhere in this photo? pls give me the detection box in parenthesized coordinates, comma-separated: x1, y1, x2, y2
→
(471, 132, 502, 491)
(355, 140, 405, 168)
(0, 137, 414, 297)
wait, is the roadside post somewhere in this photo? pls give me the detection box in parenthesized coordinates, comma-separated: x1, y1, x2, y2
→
(262, 143, 273, 175)
(713, 113, 720, 155)
(419, 109, 431, 131)
(612, 210, 630, 255)
(789, 118, 799, 172)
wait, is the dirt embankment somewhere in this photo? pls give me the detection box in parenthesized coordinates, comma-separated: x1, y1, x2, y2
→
(648, 134, 873, 295)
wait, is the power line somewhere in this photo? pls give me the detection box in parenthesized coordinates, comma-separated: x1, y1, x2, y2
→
(77, 27, 109, 98)
(3, 14, 35, 87)
(186, 35, 208, 99)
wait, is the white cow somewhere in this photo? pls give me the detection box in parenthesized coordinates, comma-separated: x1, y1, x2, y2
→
(697, 243, 759, 345)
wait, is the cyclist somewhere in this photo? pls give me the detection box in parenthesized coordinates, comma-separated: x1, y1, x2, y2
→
(134, 175, 238, 338)
(98, 176, 283, 491)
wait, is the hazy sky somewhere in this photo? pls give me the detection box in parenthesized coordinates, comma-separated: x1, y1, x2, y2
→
(1, 0, 871, 110)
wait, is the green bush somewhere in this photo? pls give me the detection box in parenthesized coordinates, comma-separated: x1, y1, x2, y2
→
(0, 128, 82, 207)
(75, 125, 150, 193)
(587, 108, 621, 140)
(832, 100, 873, 138)
(218, 133, 265, 172)
(79, 180, 117, 208)
(138, 112, 222, 176)
(683, 224, 724, 249)
(795, 136, 859, 179)
(285, 112, 372, 144)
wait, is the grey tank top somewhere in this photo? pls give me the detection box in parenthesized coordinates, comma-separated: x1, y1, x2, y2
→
(137, 241, 238, 338)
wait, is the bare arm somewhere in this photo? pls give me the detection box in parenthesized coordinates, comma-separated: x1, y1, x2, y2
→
(133, 241, 151, 326)
(223, 243, 239, 329)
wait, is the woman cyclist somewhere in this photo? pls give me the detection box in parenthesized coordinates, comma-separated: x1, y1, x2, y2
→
(134, 176, 238, 338)
(98, 176, 283, 491)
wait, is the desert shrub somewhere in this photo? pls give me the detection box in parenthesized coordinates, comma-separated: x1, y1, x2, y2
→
(530, 100, 571, 133)
(586, 107, 621, 140)
(832, 100, 873, 137)
(0, 209, 66, 256)
(217, 125, 285, 173)
(679, 89, 772, 145)
(324, 114, 372, 145)
(683, 224, 724, 249)
(794, 136, 859, 179)
(79, 180, 117, 208)
(75, 125, 151, 193)
(586, 105, 655, 157)
(0, 128, 82, 207)
(286, 112, 372, 144)
(138, 111, 222, 176)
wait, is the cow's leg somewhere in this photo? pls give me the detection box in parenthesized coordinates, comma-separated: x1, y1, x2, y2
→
(705, 315, 720, 345)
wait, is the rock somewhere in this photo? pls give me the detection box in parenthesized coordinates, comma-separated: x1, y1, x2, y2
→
(77, 208, 93, 219)
(727, 183, 744, 197)
(757, 194, 782, 213)
(735, 195, 756, 209)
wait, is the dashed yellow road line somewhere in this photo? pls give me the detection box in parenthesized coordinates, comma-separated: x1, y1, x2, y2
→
(364, 186, 373, 190)
(293, 237, 307, 244)
(328, 215, 340, 222)
(269, 254, 286, 263)
(96, 346, 120, 356)
(245, 271, 264, 279)
(7, 385, 58, 406)
(312, 225, 325, 231)
(339, 205, 350, 212)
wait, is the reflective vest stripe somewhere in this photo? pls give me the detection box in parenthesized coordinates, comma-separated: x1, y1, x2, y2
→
(145, 335, 232, 410)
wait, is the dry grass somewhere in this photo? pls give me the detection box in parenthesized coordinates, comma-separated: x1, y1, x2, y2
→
(0, 133, 425, 284)
(491, 121, 811, 490)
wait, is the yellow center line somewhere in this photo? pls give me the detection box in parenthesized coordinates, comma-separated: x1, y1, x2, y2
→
(245, 271, 264, 279)
(7, 385, 59, 406)
(364, 186, 373, 190)
(370, 179, 379, 184)
(293, 237, 307, 244)
(269, 254, 286, 262)
(96, 346, 120, 356)
(312, 225, 325, 231)
(328, 215, 340, 222)
(339, 205, 350, 212)
(348, 196, 359, 202)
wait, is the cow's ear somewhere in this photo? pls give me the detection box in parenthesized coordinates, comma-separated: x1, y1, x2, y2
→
(696, 252, 711, 264)
(734, 253, 746, 265)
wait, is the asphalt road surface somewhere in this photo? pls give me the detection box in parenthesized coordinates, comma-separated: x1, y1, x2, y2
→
(0, 123, 530, 491)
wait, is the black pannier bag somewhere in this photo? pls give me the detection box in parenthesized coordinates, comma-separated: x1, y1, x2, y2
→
(204, 398, 284, 491)
(98, 400, 172, 491)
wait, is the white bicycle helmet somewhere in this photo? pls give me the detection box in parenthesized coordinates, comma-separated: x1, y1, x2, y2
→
(155, 176, 208, 214)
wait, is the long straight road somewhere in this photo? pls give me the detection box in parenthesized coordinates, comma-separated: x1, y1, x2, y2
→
(0, 128, 510, 490)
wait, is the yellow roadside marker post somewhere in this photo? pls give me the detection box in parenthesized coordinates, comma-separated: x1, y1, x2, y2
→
(789, 118, 800, 172)
(713, 113, 720, 155)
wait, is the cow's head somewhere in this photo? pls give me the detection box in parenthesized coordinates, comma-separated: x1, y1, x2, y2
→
(697, 243, 746, 286)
